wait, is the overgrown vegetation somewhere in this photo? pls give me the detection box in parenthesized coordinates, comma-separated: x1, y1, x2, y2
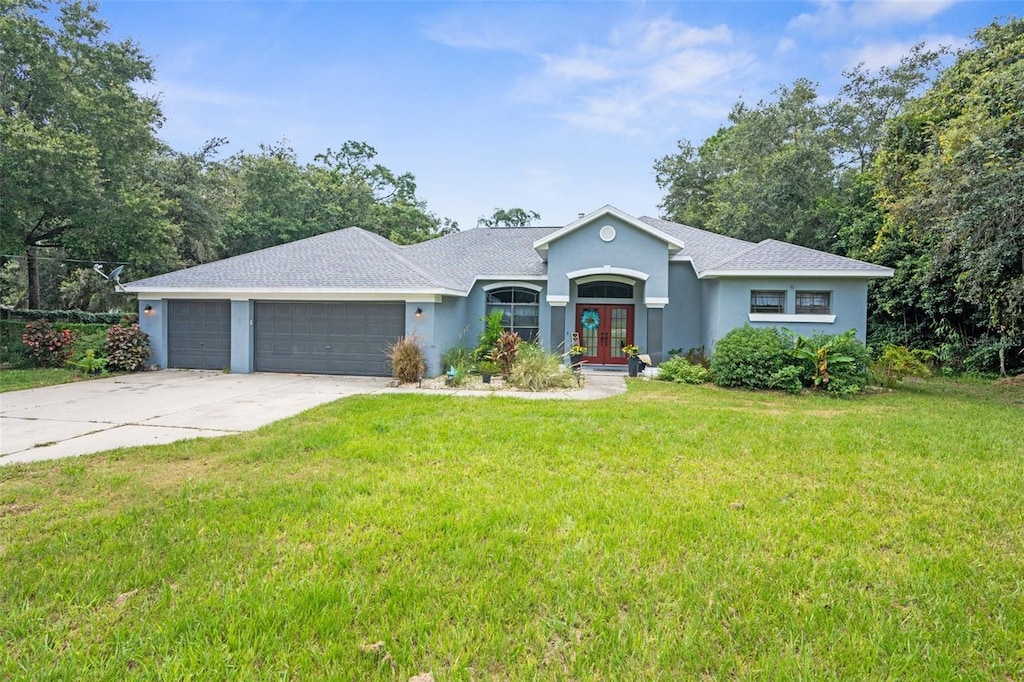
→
(656, 355, 709, 384)
(386, 335, 426, 383)
(2, 379, 1021, 678)
(506, 344, 576, 391)
(872, 345, 934, 388)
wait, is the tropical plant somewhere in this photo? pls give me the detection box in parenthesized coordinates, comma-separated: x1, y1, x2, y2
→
(791, 329, 871, 395)
(474, 310, 506, 360)
(386, 335, 426, 383)
(656, 356, 709, 385)
(21, 320, 76, 367)
(489, 331, 521, 379)
(104, 324, 151, 372)
(440, 345, 474, 385)
(477, 360, 500, 377)
(508, 344, 575, 391)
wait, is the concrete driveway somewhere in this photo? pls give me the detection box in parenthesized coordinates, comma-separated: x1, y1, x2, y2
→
(0, 370, 391, 466)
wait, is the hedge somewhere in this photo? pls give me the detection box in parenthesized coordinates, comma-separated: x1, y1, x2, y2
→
(1, 320, 112, 368)
(1, 309, 134, 325)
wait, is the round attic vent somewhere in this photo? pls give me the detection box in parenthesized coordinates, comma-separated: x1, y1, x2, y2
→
(599, 225, 616, 242)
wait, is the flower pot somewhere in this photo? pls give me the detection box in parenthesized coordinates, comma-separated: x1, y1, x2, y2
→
(569, 353, 583, 367)
(482, 373, 492, 384)
(628, 356, 640, 377)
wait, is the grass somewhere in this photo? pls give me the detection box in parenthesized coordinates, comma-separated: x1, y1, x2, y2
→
(0, 367, 98, 393)
(2, 378, 1022, 679)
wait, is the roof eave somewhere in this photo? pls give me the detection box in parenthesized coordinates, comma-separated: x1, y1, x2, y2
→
(697, 268, 895, 280)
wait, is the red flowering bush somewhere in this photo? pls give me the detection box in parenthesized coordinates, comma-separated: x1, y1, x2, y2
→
(105, 323, 151, 372)
(21, 320, 77, 367)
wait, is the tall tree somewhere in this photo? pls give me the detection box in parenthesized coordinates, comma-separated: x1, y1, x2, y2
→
(872, 19, 1024, 372)
(477, 208, 541, 228)
(0, 0, 171, 307)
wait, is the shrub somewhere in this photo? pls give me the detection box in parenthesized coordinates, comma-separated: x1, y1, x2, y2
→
(9, 309, 128, 325)
(791, 329, 870, 395)
(105, 324, 151, 372)
(386, 335, 426, 383)
(440, 345, 474, 386)
(710, 325, 793, 389)
(68, 349, 108, 375)
(72, 326, 109, 362)
(508, 344, 575, 391)
(489, 331, 521, 379)
(474, 310, 505, 361)
(872, 344, 933, 388)
(21, 320, 77, 367)
(768, 365, 804, 395)
(657, 356, 709, 384)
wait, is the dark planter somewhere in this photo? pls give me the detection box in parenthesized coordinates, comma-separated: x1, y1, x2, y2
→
(628, 356, 641, 377)
(482, 373, 492, 384)
(569, 353, 583, 367)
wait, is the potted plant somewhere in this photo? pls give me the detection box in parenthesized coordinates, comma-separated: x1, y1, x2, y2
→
(569, 344, 587, 367)
(622, 343, 641, 377)
(478, 360, 500, 384)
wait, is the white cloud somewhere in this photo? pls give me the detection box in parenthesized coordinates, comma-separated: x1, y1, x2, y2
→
(846, 33, 963, 69)
(420, 12, 534, 52)
(776, 37, 798, 55)
(788, 0, 959, 34)
(508, 17, 753, 136)
(851, 0, 959, 27)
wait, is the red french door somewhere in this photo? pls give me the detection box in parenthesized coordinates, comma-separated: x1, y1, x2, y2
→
(576, 304, 634, 365)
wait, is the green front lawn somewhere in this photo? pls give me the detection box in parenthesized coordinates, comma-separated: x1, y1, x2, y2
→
(2, 379, 1022, 678)
(0, 367, 95, 393)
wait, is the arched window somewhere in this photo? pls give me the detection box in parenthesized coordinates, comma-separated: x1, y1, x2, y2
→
(486, 287, 539, 341)
(577, 281, 634, 299)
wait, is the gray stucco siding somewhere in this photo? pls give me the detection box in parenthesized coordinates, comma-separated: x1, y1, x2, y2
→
(544, 216, 671, 302)
(663, 263, 703, 354)
(708, 277, 870, 347)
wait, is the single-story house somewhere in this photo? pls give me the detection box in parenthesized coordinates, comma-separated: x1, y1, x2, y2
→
(125, 205, 893, 376)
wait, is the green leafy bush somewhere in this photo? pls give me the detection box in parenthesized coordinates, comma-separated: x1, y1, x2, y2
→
(386, 335, 426, 383)
(21, 320, 77, 367)
(508, 344, 575, 391)
(72, 326, 109, 362)
(872, 344, 933, 387)
(9, 309, 129, 324)
(68, 349, 108, 375)
(710, 325, 793, 389)
(105, 323, 151, 372)
(768, 365, 804, 395)
(656, 356, 709, 384)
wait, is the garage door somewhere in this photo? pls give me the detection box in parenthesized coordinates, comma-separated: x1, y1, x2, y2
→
(254, 302, 405, 376)
(167, 300, 231, 370)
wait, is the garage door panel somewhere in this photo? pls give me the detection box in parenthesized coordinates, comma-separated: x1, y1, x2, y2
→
(254, 302, 404, 376)
(167, 300, 231, 370)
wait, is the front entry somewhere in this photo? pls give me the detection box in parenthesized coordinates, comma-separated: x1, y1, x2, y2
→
(576, 304, 634, 365)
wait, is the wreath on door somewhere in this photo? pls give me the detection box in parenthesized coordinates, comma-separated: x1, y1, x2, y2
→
(581, 309, 600, 330)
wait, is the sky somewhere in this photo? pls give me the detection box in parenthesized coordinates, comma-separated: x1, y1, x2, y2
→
(95, 0, 1019, 232)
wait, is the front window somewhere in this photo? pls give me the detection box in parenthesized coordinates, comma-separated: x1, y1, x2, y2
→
(750, 290, 786, 314)
(796, 291, 831, 314)
(577, 281, 634, 299)
(486, 287, 539, 341)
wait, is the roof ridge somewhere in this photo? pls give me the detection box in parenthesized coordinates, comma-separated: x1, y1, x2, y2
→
(353, 229, 449, 289)
(702, 241, 764, 270)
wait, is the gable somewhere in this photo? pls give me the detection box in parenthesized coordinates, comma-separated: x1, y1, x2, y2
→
(533, 205, 684, 258)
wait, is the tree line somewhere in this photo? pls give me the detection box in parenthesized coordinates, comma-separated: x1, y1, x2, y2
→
(1, 0, 456, 311)
(654, 19, 1023, 373)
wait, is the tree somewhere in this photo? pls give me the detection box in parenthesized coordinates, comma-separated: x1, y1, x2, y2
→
(0, 0, 172, 307)
(656, 79, 839, 250)
(477, 208, 541, 228)
(872, 19, 1024, 373)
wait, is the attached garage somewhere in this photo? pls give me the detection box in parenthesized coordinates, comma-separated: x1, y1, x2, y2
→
(253, 301, 405, 376)
(167, 300, 232, 370)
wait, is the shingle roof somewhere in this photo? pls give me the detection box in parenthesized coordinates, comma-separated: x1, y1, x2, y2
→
(126, 227, 449, 290)
(126, 211, 892, 293)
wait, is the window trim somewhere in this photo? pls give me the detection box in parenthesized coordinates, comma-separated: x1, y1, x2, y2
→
(750, 290, 786, 314)
(795, 290, 832, 315)
(486, 286, 540, 341)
